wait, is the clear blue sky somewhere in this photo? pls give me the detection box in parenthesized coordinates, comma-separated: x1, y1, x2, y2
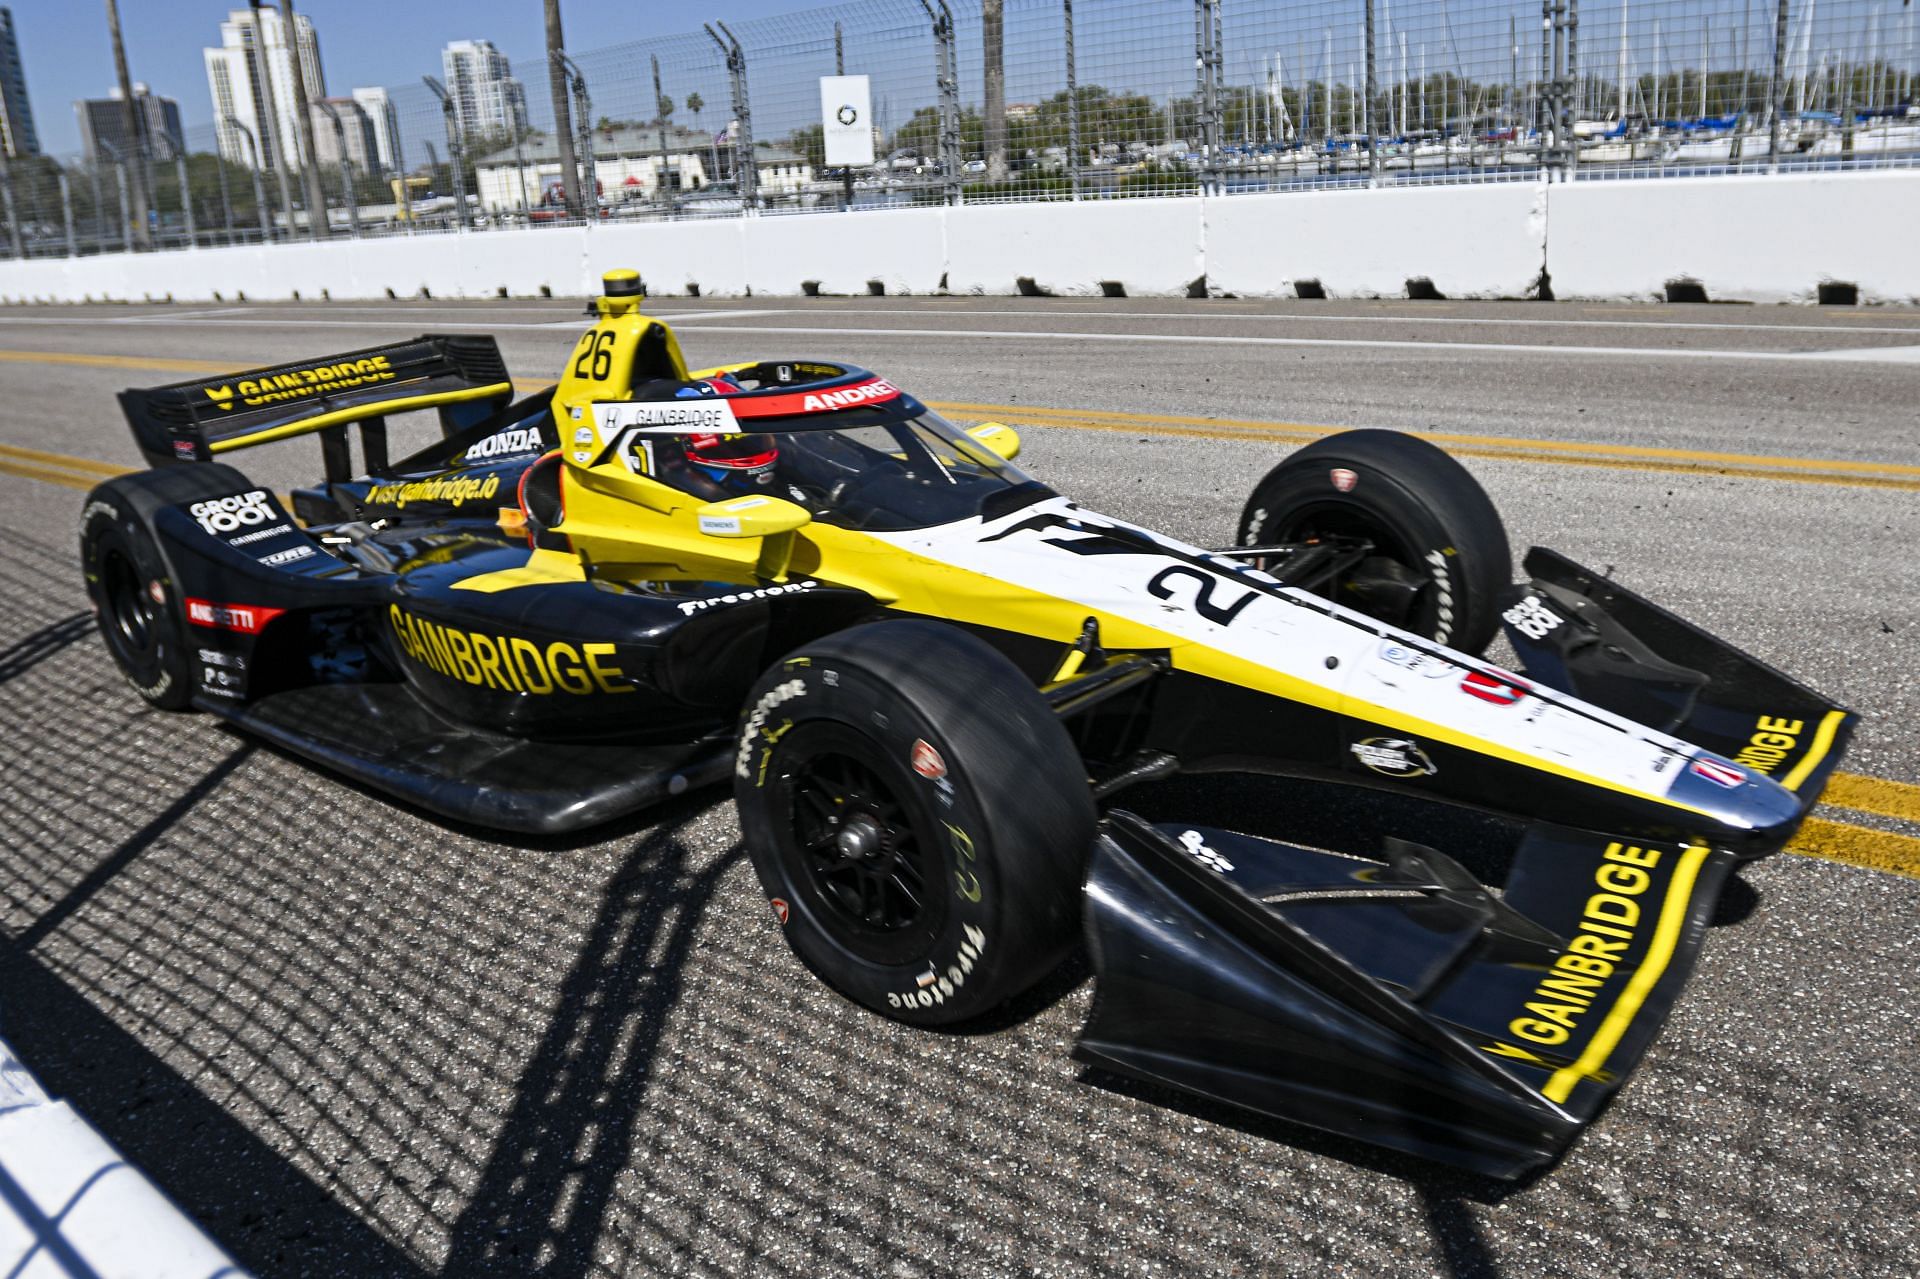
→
(8, 0, 803, 157)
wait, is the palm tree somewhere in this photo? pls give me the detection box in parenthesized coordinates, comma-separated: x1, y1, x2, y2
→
(545, 0, 582, 216)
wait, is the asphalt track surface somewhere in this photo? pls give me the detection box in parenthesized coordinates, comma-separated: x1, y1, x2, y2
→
(1, 296, 1917, 1277)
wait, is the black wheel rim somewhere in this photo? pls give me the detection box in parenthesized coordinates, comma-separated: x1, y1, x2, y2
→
(1260, 502, 1433, 634)
(768, 721, 947, 966)
(101, 547, 158, 662)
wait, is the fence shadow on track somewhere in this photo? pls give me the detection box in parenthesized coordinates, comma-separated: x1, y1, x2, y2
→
(439, 804, 743, 1277)
(0, 611, 94, 687)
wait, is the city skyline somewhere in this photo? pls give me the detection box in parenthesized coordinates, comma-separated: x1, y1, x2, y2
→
(6, 1, 798, 159)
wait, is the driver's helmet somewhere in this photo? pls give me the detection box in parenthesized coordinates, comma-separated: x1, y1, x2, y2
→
(682, 430, 778, 491)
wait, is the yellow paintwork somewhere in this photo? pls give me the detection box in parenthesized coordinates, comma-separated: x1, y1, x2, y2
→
(205, 382, 513, 453)
(694, 494, 813, 539)
(964, 421, 1021, 462)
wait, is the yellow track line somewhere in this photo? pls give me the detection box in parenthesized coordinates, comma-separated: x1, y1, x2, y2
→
(1790, 819, 1920, 879)
(0, 349, 243, 375)
(929, 399, 1920, 478)
(0, 458, 104, 490)
(0, 442, 134, 477)
(1821, 771, 1920, 823)
(937, 408, 1920, 493)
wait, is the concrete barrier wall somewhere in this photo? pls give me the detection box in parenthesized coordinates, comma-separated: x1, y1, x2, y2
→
(1543, 170, 1920, 304)
(4, 171, 1918, 305)
(1206, 183, 1548, 299)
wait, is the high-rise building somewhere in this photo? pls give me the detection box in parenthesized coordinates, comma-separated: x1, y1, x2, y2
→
(349, 86, 401, 175)
(309, 97, 376, 172)
(442, 40, 528, 141)
(204, 6, 325, 171)
(75, 84, 185, 165)
(0, 6, 40, 158)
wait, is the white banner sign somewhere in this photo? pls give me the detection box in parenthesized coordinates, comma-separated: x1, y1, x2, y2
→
(819, 75, 875, 168)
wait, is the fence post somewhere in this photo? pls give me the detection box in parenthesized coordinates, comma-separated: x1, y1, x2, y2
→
(0, 151, 21, 259)
(1767, 0, 1789, 171)
(214, 154, 234, 244)
(653, 54, 674, 217)
(1564, 0, 1580, 178)
(706, 24, 756, 211)
(1065, 0, 1081, 199)
(1365, 0, 1380, 183)
(1196, 0, 1225, 193)
(917, 1, 962, 204)
(115, 163, 133, 253)
(60, 171, 78, 256)
(177, 154, 198, 248)
(836, 22, 854, 211)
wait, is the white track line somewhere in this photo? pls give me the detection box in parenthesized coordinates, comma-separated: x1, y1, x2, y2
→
(666, 323, 1920, 364)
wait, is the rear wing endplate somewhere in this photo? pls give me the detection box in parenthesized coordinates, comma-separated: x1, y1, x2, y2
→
(119, 335, 514, 473)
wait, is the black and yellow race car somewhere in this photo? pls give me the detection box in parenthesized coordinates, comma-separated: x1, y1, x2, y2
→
(81, 269, 1854, 1178)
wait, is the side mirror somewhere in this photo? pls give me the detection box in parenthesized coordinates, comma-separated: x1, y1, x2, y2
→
(965, 421, 1021, 462)
(695, 494, 812, 539)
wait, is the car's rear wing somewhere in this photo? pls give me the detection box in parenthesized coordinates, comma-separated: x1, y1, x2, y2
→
(118, 335, 515, 477)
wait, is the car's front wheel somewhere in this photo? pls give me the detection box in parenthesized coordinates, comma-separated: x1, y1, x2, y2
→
(1236, 429, 1512, 654)
(733, 620, 1094, 1025)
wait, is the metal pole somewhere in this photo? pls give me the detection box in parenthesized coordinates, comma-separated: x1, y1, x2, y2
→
(248, 0, 297, 241)
(215, 148, 234, 243)
(1196, 0, 1224, 193)
(226, 116, 272, 241)
(60, 171, 78, 256)
(1366, 0, 1381, 181)
(1567, 0, 1580, 177)
(1768, 0, 1789, 170)
(423, 76, 470, 233)
(280, 0, 325, 240)
(0, 149, 20, 259)
(653, 54, 673, 215)
(916, 2, 961, 204)
(1065, 0, 1081, 198)
(317, 102, 359, 238)
(176, 153, 197, 247)
(568, 57, 596, 218)
(513, 132, 529, 221)
(89, 164, 104, 252)
(707, 24, 756, 210)
(836, 22, 854, 211)
(115, 161, 132, 253)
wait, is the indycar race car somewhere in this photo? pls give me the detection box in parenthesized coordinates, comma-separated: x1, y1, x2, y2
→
(82, 269, 1854, 1178)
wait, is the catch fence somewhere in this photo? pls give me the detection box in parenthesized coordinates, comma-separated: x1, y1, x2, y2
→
(0, 0, 1913, 258)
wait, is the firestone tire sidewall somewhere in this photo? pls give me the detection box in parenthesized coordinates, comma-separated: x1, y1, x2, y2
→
(80, 491, 194, 710)
(735, 646, 1071, 1027)
(1238, 437, 1508, 654)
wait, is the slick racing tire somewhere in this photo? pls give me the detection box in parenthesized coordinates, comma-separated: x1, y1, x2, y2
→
(80, 464, 252, 711)
(734, 620, 1095, 1026)
(1236, 429, 1511, 654)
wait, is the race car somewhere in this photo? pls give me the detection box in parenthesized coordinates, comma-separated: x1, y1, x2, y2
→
(82, 269, 1854, 1178)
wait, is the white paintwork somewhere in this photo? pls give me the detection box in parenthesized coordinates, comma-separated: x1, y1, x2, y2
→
(872, 494, 1701, 810)
(3, 171, 1919, 304)
(1544, 170, 1920, 303)
(0, 1039, 243, 1278)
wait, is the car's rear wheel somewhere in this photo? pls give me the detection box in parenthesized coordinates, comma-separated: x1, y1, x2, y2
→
(734, 620, 1094, 1025)
(1236, 429, 1511, 654)
(81, 492, 194, 709)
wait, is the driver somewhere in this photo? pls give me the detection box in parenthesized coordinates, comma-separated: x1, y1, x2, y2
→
(677, 430, 781, 499)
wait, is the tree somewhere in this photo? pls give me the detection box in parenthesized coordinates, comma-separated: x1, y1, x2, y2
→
(983, 0, 1007, 182)
(545, 0, 582, 217)
(687, 92, 705, 130)
(656, 95, 675, 125)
